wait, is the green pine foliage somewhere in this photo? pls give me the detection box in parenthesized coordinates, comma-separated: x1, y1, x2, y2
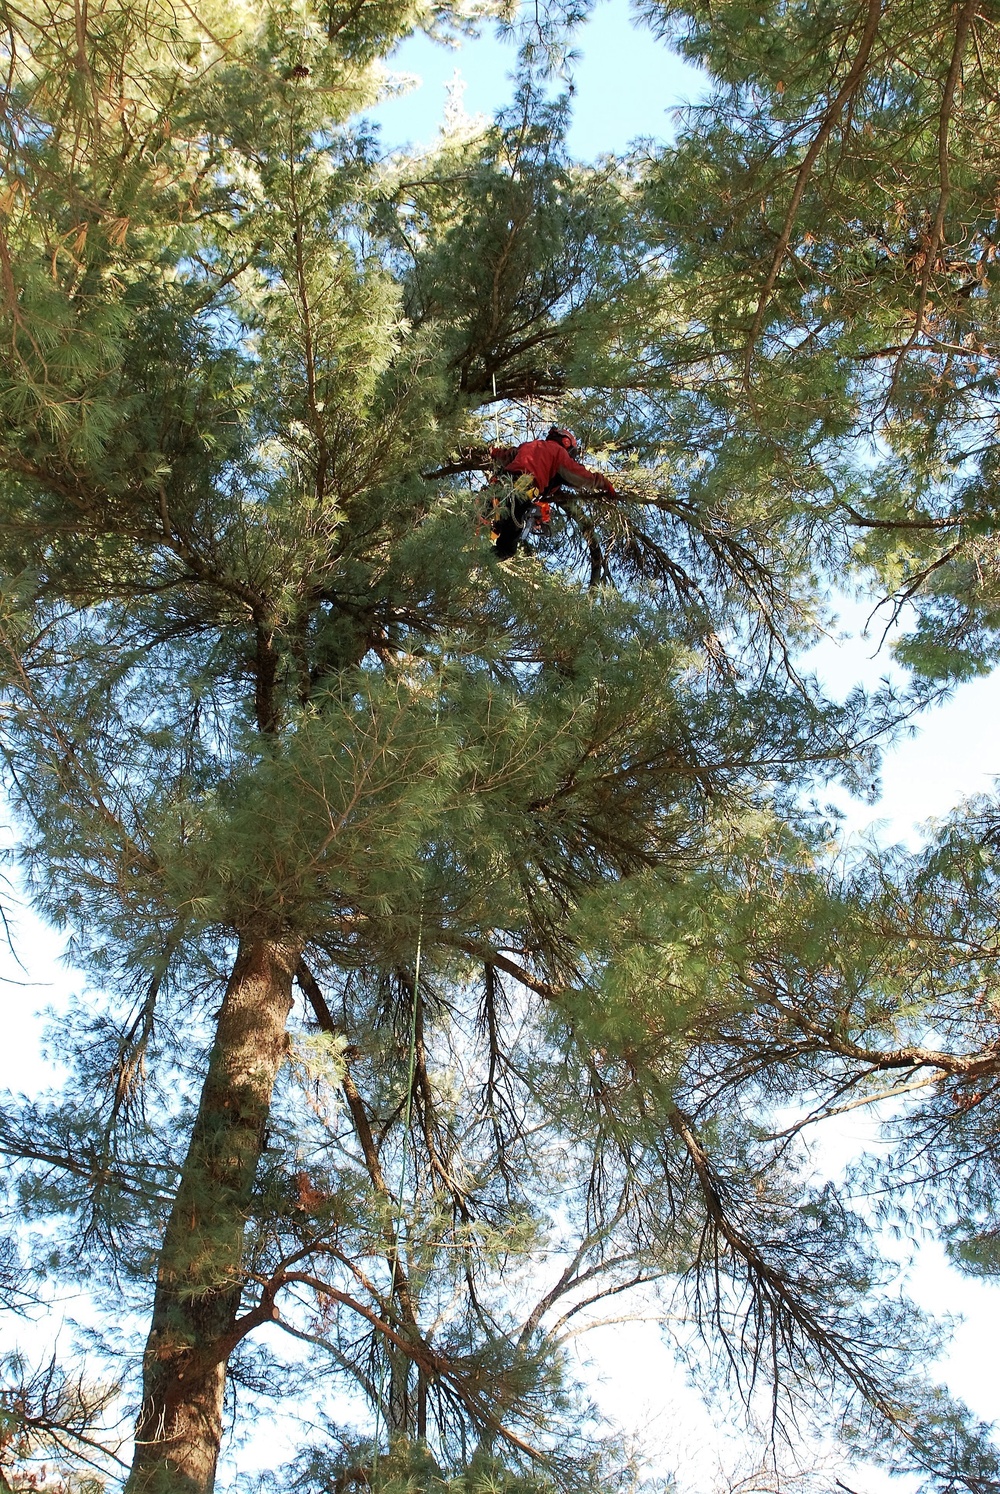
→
(2, 0, 1000, 1491)
(631, 0, 1000, 680)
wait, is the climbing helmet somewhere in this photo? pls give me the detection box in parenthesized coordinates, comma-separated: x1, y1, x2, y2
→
(547, 425, 579, 455)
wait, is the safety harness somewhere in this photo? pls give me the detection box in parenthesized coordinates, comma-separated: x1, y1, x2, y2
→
(482, 468, 552, 553)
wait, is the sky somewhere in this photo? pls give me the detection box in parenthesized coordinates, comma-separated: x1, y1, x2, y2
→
(4, 5, 1000, 1490)
(369, 0, 706, 160)
(801, 594, 1000, 847)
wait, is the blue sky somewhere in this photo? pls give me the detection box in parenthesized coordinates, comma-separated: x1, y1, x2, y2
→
(367, 0, 706, 159)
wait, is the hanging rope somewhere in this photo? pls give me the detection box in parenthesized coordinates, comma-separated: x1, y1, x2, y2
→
(371, 911, 422, 1469)
(372, 664, 441, 1468)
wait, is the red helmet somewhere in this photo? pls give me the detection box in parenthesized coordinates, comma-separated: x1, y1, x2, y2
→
(546, 425, 579, 455)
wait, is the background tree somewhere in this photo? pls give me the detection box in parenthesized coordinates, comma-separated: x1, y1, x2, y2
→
(637, 0, 1000, 678)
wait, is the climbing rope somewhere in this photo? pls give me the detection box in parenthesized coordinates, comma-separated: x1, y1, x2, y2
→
(372, 664, 441, 1466)
(371, 910, 422, 1468)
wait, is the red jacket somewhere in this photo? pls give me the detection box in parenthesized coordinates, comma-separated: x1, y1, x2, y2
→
(503, 438, 610, 495)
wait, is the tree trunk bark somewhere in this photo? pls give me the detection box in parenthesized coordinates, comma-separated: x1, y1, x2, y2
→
(387, 1345, 411, 1438)
(125, 934, 301, 1494)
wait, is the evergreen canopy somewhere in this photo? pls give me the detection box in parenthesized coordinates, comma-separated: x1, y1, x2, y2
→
(3, 0, 1000, 1492)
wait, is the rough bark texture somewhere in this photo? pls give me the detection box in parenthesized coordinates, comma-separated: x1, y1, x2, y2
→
(126, 935, 302, 1494)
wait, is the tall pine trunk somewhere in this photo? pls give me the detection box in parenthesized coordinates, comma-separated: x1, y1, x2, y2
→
(126, 934, 302, 1494)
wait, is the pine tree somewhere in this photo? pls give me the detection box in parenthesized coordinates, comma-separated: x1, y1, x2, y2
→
(0, 0, 984, 1491)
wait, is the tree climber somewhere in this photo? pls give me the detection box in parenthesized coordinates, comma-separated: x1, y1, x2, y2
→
(486, 427, 616, 559)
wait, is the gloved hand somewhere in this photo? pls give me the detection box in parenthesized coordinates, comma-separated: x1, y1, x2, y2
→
(601, 476, 617, 496)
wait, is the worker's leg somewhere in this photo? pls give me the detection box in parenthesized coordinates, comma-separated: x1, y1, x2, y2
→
(492, 515, 521, 559)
